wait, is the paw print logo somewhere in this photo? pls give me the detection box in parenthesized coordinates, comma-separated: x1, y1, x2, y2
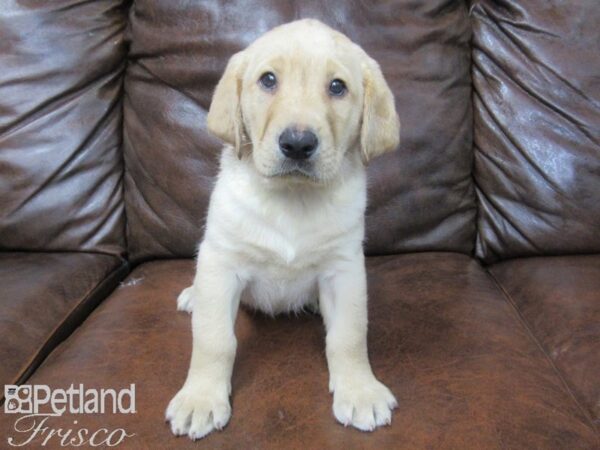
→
(4, 385, 32, 414)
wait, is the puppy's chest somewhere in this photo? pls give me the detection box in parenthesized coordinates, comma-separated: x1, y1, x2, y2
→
(235, 218, 335, 313)
(209, 166, 366, 275)
(237, 215, 344, 269)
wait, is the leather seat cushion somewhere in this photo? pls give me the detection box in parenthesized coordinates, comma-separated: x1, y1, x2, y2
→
(0, 252, 127, 392)
(489, 255, 600, 423)
(2, 254, 596, 448)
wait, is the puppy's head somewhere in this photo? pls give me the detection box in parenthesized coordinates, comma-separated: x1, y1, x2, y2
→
(207, 19, 400, 183)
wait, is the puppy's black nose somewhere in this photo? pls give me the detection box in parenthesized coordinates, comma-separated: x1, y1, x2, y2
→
(279, 127, 318, 160)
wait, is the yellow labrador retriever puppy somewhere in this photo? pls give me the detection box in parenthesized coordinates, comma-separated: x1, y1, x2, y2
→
(166, 19, 400, 440)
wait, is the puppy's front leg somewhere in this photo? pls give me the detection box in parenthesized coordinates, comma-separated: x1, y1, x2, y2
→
(319, 251, 397, 431)
(166, 244, 243, 440)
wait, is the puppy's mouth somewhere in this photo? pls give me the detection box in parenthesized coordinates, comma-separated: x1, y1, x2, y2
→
(272, 160, 319, 181)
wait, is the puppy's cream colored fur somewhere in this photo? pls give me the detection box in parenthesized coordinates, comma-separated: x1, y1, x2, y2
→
(166, 19, 400, 440)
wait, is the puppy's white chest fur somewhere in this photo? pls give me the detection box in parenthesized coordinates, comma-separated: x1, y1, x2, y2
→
(203, 148, 366, 314)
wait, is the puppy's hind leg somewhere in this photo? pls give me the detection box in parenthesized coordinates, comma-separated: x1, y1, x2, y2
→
(177, 286, 194, 313)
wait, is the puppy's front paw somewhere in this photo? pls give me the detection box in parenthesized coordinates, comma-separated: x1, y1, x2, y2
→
(176, 286, 194, 313)
(331, 376, 397, 432)
(165, 381, 231, 440)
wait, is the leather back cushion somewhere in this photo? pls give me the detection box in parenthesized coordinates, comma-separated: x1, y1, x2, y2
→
(0, 1, 128, 256)
(124, 0, 475, 262)
(472, 0, 600, 263)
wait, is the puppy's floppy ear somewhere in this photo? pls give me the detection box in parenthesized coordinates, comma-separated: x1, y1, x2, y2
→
(207, 51, 248, 157)
(360, 57, 400, 164)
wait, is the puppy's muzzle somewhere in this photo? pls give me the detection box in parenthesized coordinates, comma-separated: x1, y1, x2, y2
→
(279, 127, 318, 160)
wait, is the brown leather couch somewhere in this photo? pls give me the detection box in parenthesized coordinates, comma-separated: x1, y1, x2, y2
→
(1, 1, 598, 448)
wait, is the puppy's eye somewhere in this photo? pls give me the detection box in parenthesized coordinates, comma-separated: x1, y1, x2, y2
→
(259, 72, 277, 90)
(328, 79, 347, 96)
